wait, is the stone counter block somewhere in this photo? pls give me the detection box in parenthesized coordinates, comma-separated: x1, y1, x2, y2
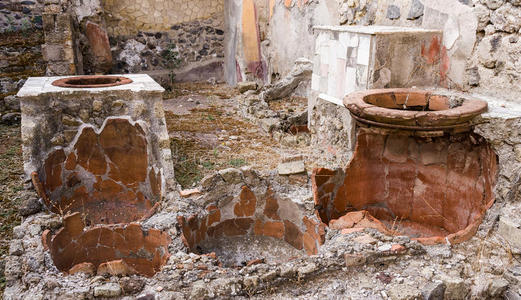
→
(17, 74, 176, 220)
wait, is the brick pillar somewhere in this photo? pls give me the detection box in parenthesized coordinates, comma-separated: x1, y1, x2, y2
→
(42, 0, 78, 75)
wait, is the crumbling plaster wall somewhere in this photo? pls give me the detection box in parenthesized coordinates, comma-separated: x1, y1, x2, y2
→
(303, 0, 521, 168)
(339, 0, 521, 101)
(101, 0, 224, 36)
(225, 0, 339, 85)
(39, 0, 226, 81)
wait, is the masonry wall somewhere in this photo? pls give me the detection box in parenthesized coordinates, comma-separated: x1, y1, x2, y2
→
(102, 0, 224, 36)
(0, 0, 45, 118)
(225, 0, 339, 85)
(0, 0, 43, 33)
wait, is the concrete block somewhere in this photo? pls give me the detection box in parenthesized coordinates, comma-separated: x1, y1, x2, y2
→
(278, 160, 306, 175)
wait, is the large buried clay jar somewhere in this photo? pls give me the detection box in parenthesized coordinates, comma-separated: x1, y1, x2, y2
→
(312, 89, 498, 244)
(44, 213, 171, 277)
(35, 118, 162, 224)
(17, 75, 175, 224)
(178, 186, 325, 266)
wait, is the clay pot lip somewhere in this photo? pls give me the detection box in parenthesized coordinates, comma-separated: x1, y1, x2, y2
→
(52, 75, 133, 88)
(343, 88, 488, 130)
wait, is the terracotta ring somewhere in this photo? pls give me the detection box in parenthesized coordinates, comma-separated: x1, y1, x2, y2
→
(343, 88, 488, 130)
(52, 75, 133, 88)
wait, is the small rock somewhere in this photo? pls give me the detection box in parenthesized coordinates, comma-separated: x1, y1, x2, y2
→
(407, 0, 424, 20)
(218, 168, 243, 184)
(280, 264, 297, 277)
(344, 253, 367, 267)
(489, 278, 509, 297)
(353, 234, 378, 245)
(278, 160, 306, 175)
(1, 112, 21, 125)
(237, 81, 257, 93)
(390, 244, 406, 254)
(261, 58, 312, 101)
(498, 216, 521, 248)
(244, 275, 259, 288)
(387, 5, 401, 20)
(4, 95, 20, 111)
(490, 3, 521, 33)
(19, 197, 42, 216)
(179, 188, 201, 198)
(200, 173, 223, 191)
(93, 283, 122, 298)
(504, 290, 521, 300)
(298, 263, 317, 276)
(8, 240, 23, 256)
(468, 67, 480, 86)
(422, 282, 446, 300)
(93, 100, 103, 112)
(28, 224, 41, 236)
(440, 274, 468, 300)
(378, 244, 392, 252)
(259, 118, 280, 133)
(190, 280, 208, 299)
(485, 0, 505, 9)
(62, 115, 81, 126)
(44, 278, 61, 289)
(120, 277, 146, 295)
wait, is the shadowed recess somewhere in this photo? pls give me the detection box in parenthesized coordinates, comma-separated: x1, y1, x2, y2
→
(178, 186, 326, 266)
(52, 75, 132, 88)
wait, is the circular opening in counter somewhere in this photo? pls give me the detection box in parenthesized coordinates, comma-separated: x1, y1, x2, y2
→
(52, 76, 133, 88)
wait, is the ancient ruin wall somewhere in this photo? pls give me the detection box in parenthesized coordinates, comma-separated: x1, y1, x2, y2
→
(101, 0, 224, 36)
(338, 0, 521, 102)
(179, 185, 325, 257)
(0, 0, 43, 33)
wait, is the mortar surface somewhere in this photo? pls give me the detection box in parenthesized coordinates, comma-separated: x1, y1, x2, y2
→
(199, 235, 304, 267)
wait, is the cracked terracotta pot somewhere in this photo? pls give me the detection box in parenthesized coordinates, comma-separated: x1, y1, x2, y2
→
(178, 186, 326, 265)
(33, 118, 162, 225)
(312, 89, 498, 245)
(343, 88, 488, 131)
(44, 213, 171, 277)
